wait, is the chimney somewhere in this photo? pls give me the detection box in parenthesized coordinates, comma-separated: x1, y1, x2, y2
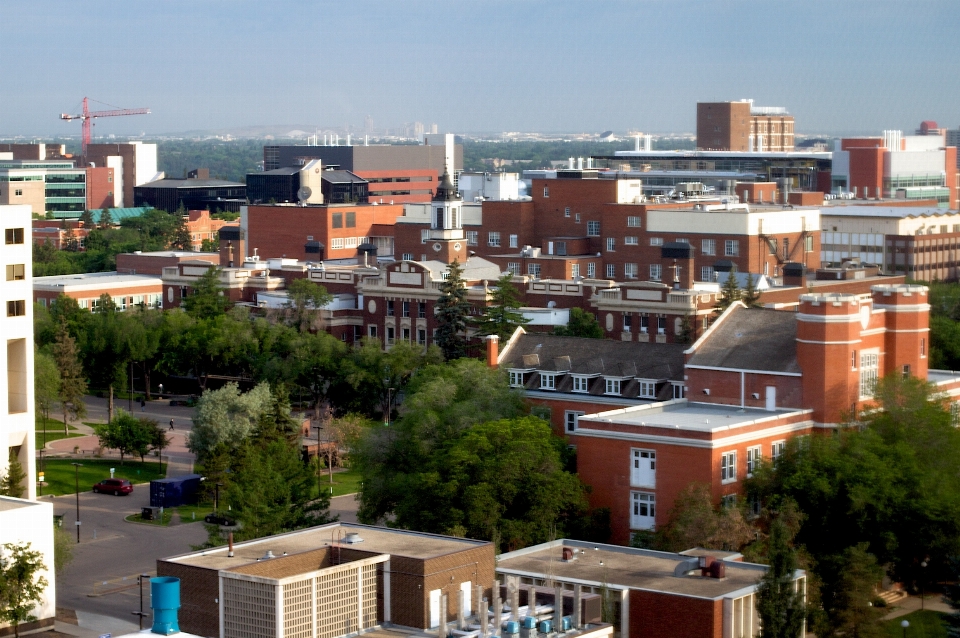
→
(150, 577, 181, 635)
(486, 335, 499, 368)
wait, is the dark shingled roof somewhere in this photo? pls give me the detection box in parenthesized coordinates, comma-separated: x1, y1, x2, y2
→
(687, 306, 799, 373)
(500, 333, 685, 400)
(320, 170, 367, 184)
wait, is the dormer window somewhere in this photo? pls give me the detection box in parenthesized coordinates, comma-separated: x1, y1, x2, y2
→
(637, 380, 657, 399)
(508, 370, 530, 388)
(540, 373, 557, 390)
(572, 375, 590, 393)
(604, 378, 623, 395)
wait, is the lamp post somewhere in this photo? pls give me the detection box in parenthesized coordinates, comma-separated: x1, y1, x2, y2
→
(132, 573, 151, 629)
(159, 383, 164, 400)
(38, 449, 44, 497)
(72, 462, 83, 543)
(312, 425, 323, 497)
(385, 387, 394, 426)
(214, 482, 223, 516)
(921, 560, 928, 610)
(901, 619, 909, 638)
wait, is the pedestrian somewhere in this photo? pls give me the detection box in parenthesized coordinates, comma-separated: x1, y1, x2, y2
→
(169, 418, 175, 431)
(140, 397, 146, 412)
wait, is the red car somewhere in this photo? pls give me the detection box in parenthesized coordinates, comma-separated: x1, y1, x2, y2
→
(92, 479, 134, 496)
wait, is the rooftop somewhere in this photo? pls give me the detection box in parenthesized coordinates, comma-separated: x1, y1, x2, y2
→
(820, 205, 960, 219)
(124, 250, 219, 258)
(497, 539, 771, 599)
(34, 271, 162, 289)
(578, 400, 806, 434)
(0, 496, 36, 512)
(686, 305, 800, 374)
(137, 178, 245, 189)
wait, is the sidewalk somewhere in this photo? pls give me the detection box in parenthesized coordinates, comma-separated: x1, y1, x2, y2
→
(882, 593, 953, 620)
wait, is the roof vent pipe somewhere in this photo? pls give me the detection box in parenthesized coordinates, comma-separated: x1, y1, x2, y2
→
(577, 157, 584, 170)
(568, 157, 574, 170)
(150, 577, 181, 635)
(635, 135, 641, 152)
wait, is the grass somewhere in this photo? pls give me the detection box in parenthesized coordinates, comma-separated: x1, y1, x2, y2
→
(35, 417, 84, 449)
(39, 458, 166, 496)
(312, 465, 362, 498)
(882, 610, 950, 638)
(124, 504, 215, 526)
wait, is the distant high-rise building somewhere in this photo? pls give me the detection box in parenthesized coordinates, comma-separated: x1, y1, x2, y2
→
(364, 115, 374, 135)
(414, 121, 425, 139)
(430, 123, 438, 135)
(86, 141, 159, 208)
(697, 100, 794, 152)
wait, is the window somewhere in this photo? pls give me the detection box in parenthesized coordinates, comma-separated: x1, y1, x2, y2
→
(624, 236, 638, 245)
(587, 221, 600, 236)
(768, 238, 778, 255)
(509, 234, 518, 248)
(346, 212, 356, 227)
(466, 230, 478, 245)
(657, 316, 666, 335)
(606, 238, 616, 252)
(782, 238, 789, 260)
(650, 237, 663, 246)
(623, 314, 632, 332)
(605, 378, 622, 395)
(417, 329, 427, 346)
(672, 383, 685, 399)
(540, 373, 557, 390)
(571, 264, 580, 279)
(509, 371, 525, 387)
(805, 235, 814, 252)
(701, 266, 715, 282)
(675, 238, 689, 244)
(575, 213, 581, 223)
(606, 264, 616, 278)
(421, 229, 430, 243)
(402, 327, 411, 341)
(5, 228, 24, 244)
(402, 253, 414, 261)
(5, 264, 25, 281)
(627, 216, 641, 227)
(721, 495, 737, 509)
(702, 239, 716, 255)
(638, 380, 656, 398)
(631, 492, 656, 530)
(507, 262, 520, 275)
(631, 449, 656, 487)
(572, 376, 590, 393)
(721, 451, 737, 483)
(332, 212, 343, 228)
(851, 350, 857, 370)
(527, 263, 541, 278)
(624, 263, 638, 278)
(902, 364, 910, 379)
(6, 300, 26, 317)
(331, 238, 344, 250)
(639, 315, 649, 334)
(543, 186, 549, 197)
(564, 207, 571, 217)
(385, 300, 395, 317)
(587, 263, 596, 278)
(724, 240, 740, 256)
(386, 326, 395, 345)
(771, 441, 785, 463)
(418, 302, 427, 318)
(402, 301, 410, 317)
(565, 410, 584, 433)
(555, 241, 567, 256)
(746, 446, 761, 477)
(345, 237, 358, 248)
(921, 338, 926, 358)
(650, 264, 662, 281)
(488, 232, 501, 247)
(859, 351, 879, 398)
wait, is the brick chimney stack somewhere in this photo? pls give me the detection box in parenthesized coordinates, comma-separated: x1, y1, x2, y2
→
(486, 335, 499, 368)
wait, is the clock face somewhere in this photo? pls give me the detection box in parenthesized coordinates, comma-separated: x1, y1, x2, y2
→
(454, 242, 462, 251)
(433, 242, 442, 252)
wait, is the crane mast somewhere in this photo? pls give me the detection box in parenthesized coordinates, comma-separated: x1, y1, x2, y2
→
(60, 97, 150, 159)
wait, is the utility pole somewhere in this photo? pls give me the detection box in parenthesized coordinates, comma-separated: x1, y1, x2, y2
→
(72, 462, 83, 543)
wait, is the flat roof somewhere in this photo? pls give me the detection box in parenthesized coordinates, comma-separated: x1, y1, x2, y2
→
(578, 401, 808, 434)
(137, 178, 244, 189)
(124, 251, 219, 258)
(34, 272, 162, 290)
(0, 497, 39, 512)
(498, 539, 770, 599)
(821, 205, 958, 219)
(165, 523, 489, 571)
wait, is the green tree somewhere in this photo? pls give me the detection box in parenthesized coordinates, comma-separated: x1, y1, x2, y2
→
(434, 260, 470, 360)
(553, 308, 604, 339)
(188, 382, 272, 461)
(675, 315, 695, 345)
(648, 483, 754, 552)
(52, 527, 74, 574)
(51, 321, 87, 433)
(78, 209, 94, 226)
(944, 557, 960, 638)
(742, 273, 763, 308)
(341, 338, 443, 420)
(283, 279, 333, 333)
(756, 518, 806, 638)
(0, 542, 49, 638)
(93, 410, 153, 465)
(200, 238, 218, 252)
(714, 269, 741, 316)
(0, 455, 27, 498)
(34, 350, 60, 428)
(183, 267, 231, 319)
(475, 273, 530, 341)
(821, 544, 885, 638)
(169, 209, 191, 251)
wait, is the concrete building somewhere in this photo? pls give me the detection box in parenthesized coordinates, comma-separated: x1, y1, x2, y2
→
(0, 497, 56, 635)
(86, 141, 160, 209)
(33, 271, 163, 310)
(457, 172, 521, 202)
(697, 100, 795, 152)
(0, 159, 87, 217)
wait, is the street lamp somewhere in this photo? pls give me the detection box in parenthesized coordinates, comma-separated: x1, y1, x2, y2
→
(901, 619, 909, 638)
(921, 560, 928, 611)
(214, 482, 223, 515)
(158, 383, 164, 400)
(312, 425, 323, 496)
(385, 387, 394, 426)
(71, 462, 83, 543)
(38, 449, 44, 497)
(131, 573, 151, 629)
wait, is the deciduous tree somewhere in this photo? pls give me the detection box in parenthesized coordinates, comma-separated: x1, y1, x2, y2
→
(0, 542, 49, 638)
(188, 382, 272, 461)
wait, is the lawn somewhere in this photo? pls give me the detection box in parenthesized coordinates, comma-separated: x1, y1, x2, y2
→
(35, 417, 84, 449)
(125, 503, 215, 527)
(883, 610, 950, 638)
(312, 466, 362, 498)
(40, 459, 166, 496)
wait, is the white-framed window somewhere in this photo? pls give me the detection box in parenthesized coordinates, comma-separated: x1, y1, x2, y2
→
(650, 237, 663, 246)
(507, 262, 520, 275)
(702, 239, 716, 255)
(509, 234, 518, 248)
(639, 315, 649, 334)
(627, 216, 641, 228)
(771, 440, 785, 463)
(624, 236, 638, 245)
(638, 380, 656, 398)
(859, 350, 879, 398)
(421, 229, 430, 243)
(331, 238, 344, 249)
(564, 207, 571, 217)
(345, 237, 358, 248)
(631, 449, 656, 487)
(488, 231, 501, 247)
(606, 264, 616, 278)
(587, 221, 600, 236)
(721, 451, 737, 483)
(630, 491, 656, 530)
(466, 230, 478, 245)
(746, 446, 761, 477)
(571, 264, 580, 279)
(528, 263, 541, 277)
(386, 326, 395, 346)
(675, 237, 689, 244)
(672, 383, 685, 399)
(575, 213, 581, 223)
(624, 263, 638, 278)
(605, 378, 622, 395)
(508, 371, 525, 387)
(657, 316, 666, 335)
(540, 373, 557, 390)
(650, 264, 662, 281)
(623, 314, 632, 332)
(572, 376, 590, 393)
(701, 266, 715, 282)
(417, 329, 427, 346)
(587, 263, 596, 278)
(565, 410, 584, 433)
(402, 253, 414, 261)
(724, 240, 740, 256)
(543, 186, 549, 197)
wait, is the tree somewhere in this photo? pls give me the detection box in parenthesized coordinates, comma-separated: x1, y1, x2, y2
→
(93, 410, 153, 465)
(183, 267, 231, 319)
(650, 483, 754, 552)
(714, 269, 741, 316)
(0, 455, 27, 498)
(0, 542, 49, 638)
(341, 338, 443, 420)
(78, 209, 94, 227)
(169, 209, 191, 251)
(148, 421, 171, 471)
(675, 315, 695, 345)
(944, 556, 960, 638)
(553, 308, 604, 339)
(475, 273, 530, 341)
(52, 528, 74, 574)
(756, 518, 806, 638)
(283, 279, 332, 333)
(188, 382, 272, 461)
(51, 321, 87, 433)
(823, 544, 885, 638)
(434, 260, 471, 360)
(742, 273, 763, 308)
(34, 350, 60, 429)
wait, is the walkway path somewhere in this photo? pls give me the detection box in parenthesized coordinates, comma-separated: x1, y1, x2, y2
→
(882, 594, 953, 620)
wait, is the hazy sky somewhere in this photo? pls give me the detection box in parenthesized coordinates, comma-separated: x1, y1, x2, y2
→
(1, 0, 957, 137)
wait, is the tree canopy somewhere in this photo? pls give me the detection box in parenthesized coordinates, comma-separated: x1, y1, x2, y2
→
(474, 273, 529, 341)
(434, 260, 470, 360)
(553, 307, 604, 338)
(188, 382, 272, 461)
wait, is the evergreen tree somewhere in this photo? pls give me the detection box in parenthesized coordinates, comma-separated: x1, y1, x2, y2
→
(826, 544, 885, 638)
(714, 269, 742, 316)
(0, 455, 27, 498)
(78, 209, 94, 227)
(742, 273, 763, 308)
(51, 321, 87, 434)
(756, 518, 806, 638)
(97, 209, 112, 228)
(170, 207, 192, 251)
(0, 542, 48, 638)
(434, 260, 471, 360)
(676, 315, 695, 344)
(554, 308, 604, 339)
(475, 273, 530, 341)
(183, 267, 231, 319)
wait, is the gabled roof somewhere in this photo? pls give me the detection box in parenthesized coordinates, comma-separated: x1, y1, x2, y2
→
(686, 305, 799, 373)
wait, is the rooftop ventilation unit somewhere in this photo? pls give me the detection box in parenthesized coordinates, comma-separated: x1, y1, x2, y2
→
(344, 532, 364, 544)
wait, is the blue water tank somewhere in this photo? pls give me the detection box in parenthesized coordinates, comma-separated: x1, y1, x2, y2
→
(561, 616, 572, 631)
(538, 620, 553, 633)
(521, 616, 537, 629)
(503, 620, 520, 635)
(150, 577, 181, 635)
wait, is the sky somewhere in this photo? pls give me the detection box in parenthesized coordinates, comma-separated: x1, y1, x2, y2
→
(1, 0, 958, 137)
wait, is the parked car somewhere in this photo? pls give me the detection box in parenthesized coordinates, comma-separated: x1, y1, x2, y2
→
(92, 478, 134, 496)
(204, 512, 237, 526)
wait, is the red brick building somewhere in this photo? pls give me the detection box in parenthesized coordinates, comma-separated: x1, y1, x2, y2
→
(184, 210, 236, 251)
(115, 250, 219, 276)
(85, 166, 116, 210)
(160, 259, 284, 309)
(33, 272, 163, 310)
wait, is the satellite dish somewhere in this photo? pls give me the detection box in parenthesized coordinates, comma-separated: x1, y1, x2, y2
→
(297, 187, 312, 202)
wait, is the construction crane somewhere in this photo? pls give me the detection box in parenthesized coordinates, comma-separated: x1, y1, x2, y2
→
(60, 97, 150, 159)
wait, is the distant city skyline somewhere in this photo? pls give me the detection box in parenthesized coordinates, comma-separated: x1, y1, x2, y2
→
(1, 0, 957, 138)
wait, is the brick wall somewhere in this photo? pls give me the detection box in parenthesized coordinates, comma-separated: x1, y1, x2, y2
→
(629, 589, 723, 638)
(156, 561, 220, 638)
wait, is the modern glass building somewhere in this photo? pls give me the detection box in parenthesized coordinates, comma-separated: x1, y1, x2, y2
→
(0, 160, 86, 215)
